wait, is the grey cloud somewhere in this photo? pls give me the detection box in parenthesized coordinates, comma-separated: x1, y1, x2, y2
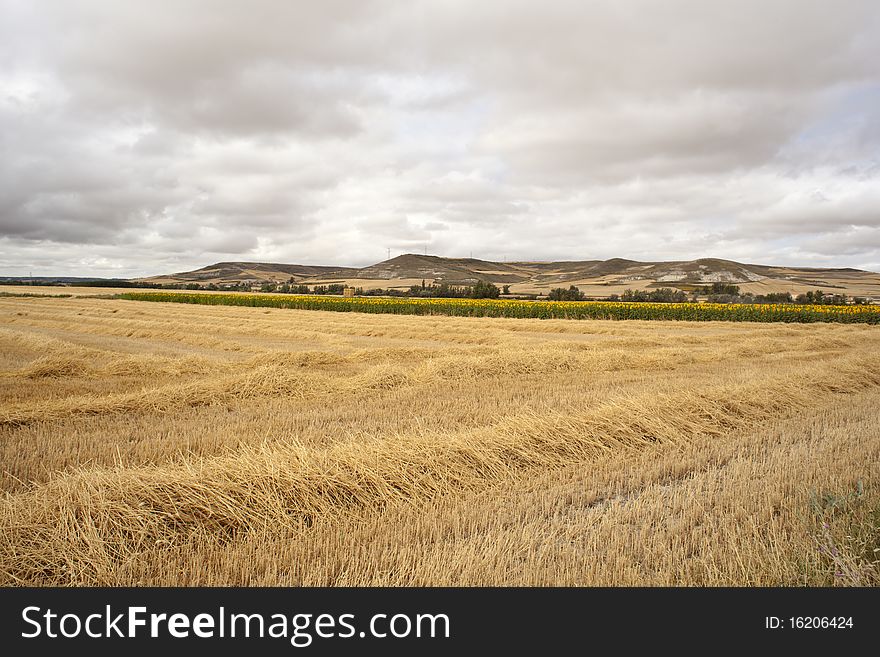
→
(477, 91, 807, 185)
(798, 226, 880, 257)
(1, 1, 880, 276)
(197, 229, 261, 255)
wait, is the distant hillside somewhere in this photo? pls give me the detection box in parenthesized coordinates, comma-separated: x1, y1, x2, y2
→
(138, 255, 880, 299)
(354, 255, 532, 284)
(0, 276, 125, 284)
(145, 261, 358, 284)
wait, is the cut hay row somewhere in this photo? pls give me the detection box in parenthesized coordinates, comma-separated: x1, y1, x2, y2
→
(116, 292, 880, 323)
(0, 338, 811, 427)
(0, 362, 400, 427)
(3, 353, 879, 585)
(11, 353, 220, 380)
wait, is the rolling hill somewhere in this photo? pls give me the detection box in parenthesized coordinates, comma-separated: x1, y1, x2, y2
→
(139, 254, 880, 299)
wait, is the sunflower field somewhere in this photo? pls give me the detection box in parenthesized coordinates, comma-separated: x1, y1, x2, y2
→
(115, 292, 880, 324)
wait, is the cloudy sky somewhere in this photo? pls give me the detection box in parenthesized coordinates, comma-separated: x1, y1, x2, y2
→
(1, 0, 879, 277)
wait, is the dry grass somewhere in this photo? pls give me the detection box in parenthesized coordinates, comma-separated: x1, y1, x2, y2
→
(1, 295, 878, 586)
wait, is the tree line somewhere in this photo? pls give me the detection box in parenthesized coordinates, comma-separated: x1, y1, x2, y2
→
(5, 276, 871, 305)
(602, 283, 869, 305)
(259, 279, 503, 298)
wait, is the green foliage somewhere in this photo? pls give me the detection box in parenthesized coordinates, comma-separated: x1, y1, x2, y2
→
(749, 292, 793, 303)
(620, 288, 688, 303)
(469, 280, 500, 299)
(697, 283, 741, 296)
(405, 280, 499, 298)
(360, 287, 409, 297)
(311, 284, 345, 295)
(547, 286, 585, 301)
(698, 287, 856, 306)
(796, 289, 848, 305)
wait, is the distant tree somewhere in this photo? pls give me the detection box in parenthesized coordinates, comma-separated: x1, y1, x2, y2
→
(548, 285, 585, 301)
(698, 283, 741, 296)
(435, 283, 461, 297)
(620, 288, 687, 303)
(762, 292, 793, 303)
(795, 289, 847, 305)
(469, 280, 500, 299)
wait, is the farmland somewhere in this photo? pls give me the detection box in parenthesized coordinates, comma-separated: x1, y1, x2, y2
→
(117, 291, 880, 323)
(1, 294, 879, 586)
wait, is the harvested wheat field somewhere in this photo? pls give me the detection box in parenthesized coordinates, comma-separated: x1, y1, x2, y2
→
(1, 294, 878, 586)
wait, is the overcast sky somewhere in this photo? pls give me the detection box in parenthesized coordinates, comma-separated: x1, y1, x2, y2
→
(1, 1, 879, 277)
